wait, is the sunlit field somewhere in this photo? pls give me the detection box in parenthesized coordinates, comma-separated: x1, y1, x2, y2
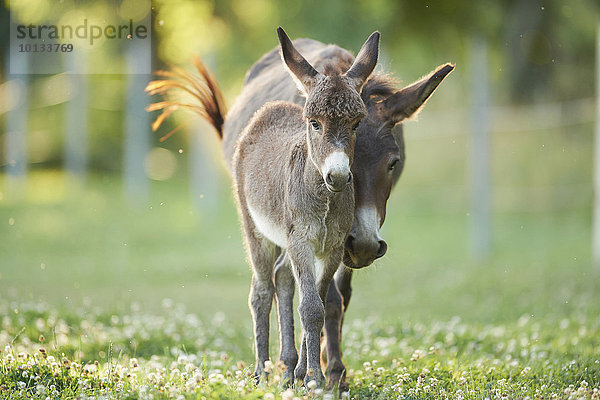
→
(1, 297, 599, 399)
(1, 159, 599, 398)
(2, 0, 599, 396)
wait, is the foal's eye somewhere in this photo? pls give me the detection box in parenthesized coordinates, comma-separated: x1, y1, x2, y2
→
(388, 159, 400, 171)
(352, 121, 360, 132)
(309, 120, 321, 131)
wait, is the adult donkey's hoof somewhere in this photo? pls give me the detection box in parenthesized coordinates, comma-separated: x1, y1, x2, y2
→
(326, 361, 348, 391)
(326, 372, 348, 391)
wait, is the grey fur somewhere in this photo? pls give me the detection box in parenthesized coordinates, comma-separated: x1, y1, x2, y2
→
(221, 38, 452, 388)
(231, 28, 380, 386)
(152, 30, 453, 389)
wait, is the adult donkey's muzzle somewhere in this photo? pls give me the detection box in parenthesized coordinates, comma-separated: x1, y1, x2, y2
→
(343, 206, 387, 268)
(344, 233, 387, 268)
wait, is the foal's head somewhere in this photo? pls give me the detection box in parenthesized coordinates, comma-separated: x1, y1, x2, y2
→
(277, 28, 379, 193)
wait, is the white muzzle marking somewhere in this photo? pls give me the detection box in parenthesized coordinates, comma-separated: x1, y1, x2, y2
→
(322, 151, 349, 180)
(354, 206, 382, 242)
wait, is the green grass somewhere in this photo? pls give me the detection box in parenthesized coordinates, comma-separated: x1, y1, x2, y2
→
(0, 300, 598, 399)
(1, 168, 599, 398)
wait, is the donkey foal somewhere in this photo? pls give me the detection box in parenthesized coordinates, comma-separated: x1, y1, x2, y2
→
(232, 27, 379, 387)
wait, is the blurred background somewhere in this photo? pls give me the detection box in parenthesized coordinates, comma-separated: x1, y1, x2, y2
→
(0, 0, 599, 327)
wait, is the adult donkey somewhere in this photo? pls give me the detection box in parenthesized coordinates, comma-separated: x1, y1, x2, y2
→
(147, 30, 453, 388)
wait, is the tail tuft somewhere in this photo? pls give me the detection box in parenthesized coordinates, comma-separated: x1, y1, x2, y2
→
(145, 56, 226, 139)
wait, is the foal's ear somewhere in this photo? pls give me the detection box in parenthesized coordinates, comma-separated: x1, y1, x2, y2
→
(345, 31, 380, 92)
(382, 63, 454, 124)
(277, 27, 320, 95)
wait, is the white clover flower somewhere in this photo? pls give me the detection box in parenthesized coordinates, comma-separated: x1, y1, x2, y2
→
(264, 393, 275, 400)
(177, 354, 188, 364)
(281, 388, 294, 400)
(307, 380, 317, 390)
(263, 360, 274, 373)
(411, 349, 425, 361)
(185, 363, 196, 374)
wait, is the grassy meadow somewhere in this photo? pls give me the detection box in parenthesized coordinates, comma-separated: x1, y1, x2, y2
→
(1, 114, 599, 398)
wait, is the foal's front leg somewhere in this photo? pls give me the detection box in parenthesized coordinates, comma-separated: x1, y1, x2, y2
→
(289, 242, 342, 387)
(288, 242, 326, 386)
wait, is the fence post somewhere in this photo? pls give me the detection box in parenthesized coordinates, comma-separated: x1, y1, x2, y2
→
(4, 48, 28, 200)
(593, 23, 600, 268)
(123, 43, 151, 204)
(64, 52, 88, 183)
(469, 36, 491, 261)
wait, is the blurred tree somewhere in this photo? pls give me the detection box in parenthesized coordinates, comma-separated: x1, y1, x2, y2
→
(1, 0, 598, 171)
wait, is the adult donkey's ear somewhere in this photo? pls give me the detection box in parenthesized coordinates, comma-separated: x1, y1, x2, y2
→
(345, 31, 380, 92)
(382, 63, 454, 124)
(277, 27, 321, 95)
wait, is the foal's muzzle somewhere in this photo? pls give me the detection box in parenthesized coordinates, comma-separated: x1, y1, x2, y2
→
(322, 151, 351, 192)
(325, 170, 353, 192)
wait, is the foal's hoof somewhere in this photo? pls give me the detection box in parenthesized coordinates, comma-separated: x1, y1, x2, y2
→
(280, 370, 294, 388)
(304, 370, 325, 389)
(252, 368, 268, 385)
(294, 365, 306, 382)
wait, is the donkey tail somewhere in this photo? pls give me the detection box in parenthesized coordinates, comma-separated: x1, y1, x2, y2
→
(145, 56, 226, 140)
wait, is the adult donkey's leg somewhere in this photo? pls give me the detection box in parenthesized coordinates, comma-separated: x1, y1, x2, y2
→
(324, 266, 354, 390)
(323, 278, 346, 390)
(274, 252, 298, 386)
(335, 266, 354, 315)
(241, 214, 278, 381)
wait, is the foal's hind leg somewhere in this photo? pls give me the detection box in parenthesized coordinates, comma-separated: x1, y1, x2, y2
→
(274, 252, 298, 386)
(241, 217, 278, 381)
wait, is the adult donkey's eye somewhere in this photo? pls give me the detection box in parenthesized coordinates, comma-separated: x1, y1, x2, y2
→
(309, 119, 321, 131)
(388, 159, 400, 171)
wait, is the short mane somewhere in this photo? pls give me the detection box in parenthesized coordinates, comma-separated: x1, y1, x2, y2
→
(361, 73, 398, 102)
